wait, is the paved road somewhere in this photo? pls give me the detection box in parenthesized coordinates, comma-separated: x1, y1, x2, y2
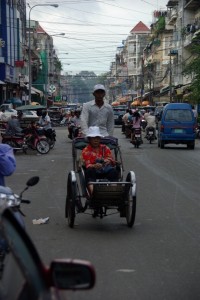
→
(6, 127, 200, 300)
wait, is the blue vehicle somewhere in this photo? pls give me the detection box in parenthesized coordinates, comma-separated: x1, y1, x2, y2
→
(158, 103, 196, 149)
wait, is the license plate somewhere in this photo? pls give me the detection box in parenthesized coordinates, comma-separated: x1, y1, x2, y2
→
(135, 134, 140, 137)
(149, 131, 153, 134)
(173, 129, 184, 133)
(114, 116, 118, 119)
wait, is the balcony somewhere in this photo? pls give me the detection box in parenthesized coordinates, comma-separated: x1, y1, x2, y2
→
(166, 8, 178, 25)
(184, 0, 200, 9)
(166, 0, 178, 7)
(183, 33, 193, 47)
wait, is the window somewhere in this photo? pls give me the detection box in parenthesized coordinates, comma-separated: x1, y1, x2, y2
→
(165, 109, 193, 122)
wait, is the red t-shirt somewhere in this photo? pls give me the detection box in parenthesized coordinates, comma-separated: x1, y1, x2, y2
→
(82, 144, 114, 168)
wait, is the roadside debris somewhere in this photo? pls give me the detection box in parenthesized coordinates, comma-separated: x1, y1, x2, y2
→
(32, 217, 49, 225)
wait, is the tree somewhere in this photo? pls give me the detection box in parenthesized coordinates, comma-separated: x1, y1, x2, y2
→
(182, 36, 200, 103)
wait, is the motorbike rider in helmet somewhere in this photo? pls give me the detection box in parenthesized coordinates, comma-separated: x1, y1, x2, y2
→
(145, 111, 157, 139)
(38, 110, 51, 130)
(68, 110, 81, 139)
(38, 110, 53, 139)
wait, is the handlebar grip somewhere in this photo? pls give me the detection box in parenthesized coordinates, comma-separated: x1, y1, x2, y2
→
(21, 200, 31, 204)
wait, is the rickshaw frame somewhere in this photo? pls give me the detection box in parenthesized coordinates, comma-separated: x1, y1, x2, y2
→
(65, 136, 137, 228)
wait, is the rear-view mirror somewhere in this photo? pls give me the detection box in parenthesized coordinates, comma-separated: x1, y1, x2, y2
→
(50, 259, 95, 290)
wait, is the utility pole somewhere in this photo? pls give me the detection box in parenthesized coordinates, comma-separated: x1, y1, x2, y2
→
(168, 49, 178, 102)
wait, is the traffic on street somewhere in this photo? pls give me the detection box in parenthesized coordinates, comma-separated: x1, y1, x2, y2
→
(5, 125, 200, 300)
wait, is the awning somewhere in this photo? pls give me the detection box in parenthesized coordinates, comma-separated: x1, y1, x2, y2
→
(0, 80, 6, 85)
(111, 101, 120, 106)
(24, 84, 43, 97)
(131, 100, 141, 106)
(119, 96, 128, 104)
(16, 105, 46, 111)
(142, 101, 150, 106)
(31, 86, 43, 97)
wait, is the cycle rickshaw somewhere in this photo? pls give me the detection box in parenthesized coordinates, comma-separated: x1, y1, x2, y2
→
(65, 136, 137, 228)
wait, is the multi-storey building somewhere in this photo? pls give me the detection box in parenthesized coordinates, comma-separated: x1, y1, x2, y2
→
(0, 2, 62, 106)
(0, 0, 26, 104)
(143, 0, 200, 103)
(109, 21, 150, 104)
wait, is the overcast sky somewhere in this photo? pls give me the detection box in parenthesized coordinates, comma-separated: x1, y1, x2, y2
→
(27, 0, 169, 75)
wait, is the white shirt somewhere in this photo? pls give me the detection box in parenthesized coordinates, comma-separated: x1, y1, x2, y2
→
(80, 100, 114, 136)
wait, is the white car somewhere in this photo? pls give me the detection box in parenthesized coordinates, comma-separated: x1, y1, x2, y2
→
(21, 110, 39, 119)
(0, 108, 18, 120)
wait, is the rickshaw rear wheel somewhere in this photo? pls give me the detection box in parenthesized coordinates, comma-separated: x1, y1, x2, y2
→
(126, 195, 136, 227)
(125, 172, 136, 228)
(66, 174, 76, 228)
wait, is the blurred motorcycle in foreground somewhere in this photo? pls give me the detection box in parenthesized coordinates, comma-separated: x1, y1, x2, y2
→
(0, 177, 95, 300)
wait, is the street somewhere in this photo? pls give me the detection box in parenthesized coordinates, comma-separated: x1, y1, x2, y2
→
(6, 126, 200, 300)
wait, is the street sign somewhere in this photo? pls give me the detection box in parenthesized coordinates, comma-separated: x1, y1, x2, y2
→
(49, 85, 56, 93)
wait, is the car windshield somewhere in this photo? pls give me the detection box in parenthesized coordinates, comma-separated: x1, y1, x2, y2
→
(164, 109, 193, 122)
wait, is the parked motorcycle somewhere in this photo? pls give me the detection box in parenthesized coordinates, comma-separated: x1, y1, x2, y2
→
(0, 177, 95, 299)
(1, 128, 50, 154)
(146, 126, 156, 144)
(130, 127, 143, 148)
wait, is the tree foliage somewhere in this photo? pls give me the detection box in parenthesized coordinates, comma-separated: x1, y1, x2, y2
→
(182, 39, 200, 103)
(68, 71, 107, 103)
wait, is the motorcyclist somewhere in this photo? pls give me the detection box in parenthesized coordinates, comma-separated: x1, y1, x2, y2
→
(38, 110, 52, 131)
(38, 110, 53, 140)
(122, 109, 131, 133)
(131, 111, 143, 143)
(145, 111, 157, 138)
(5, 114, 23, 135)
(68, 109, 82, 139)
(68, 110, 75, 139)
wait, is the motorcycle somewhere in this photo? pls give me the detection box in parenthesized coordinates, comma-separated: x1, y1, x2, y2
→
(140, 119, 147, 131)
(124, 122, 132, 138)
(130, 127, 143, 148)
(1, 127, 50, 154)
(146, 126, 156, 143)
(0, 177, 95, 299)
(68, 122, 82, 140)
(38, 127, 56, 149)
(0, 176, 39, 231)
(196, 123, 200, 139)
(60, 117, 68, 126)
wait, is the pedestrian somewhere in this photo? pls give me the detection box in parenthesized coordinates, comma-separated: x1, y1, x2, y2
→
(80, 84, 114, 136)
(0, 143, 16, 186)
